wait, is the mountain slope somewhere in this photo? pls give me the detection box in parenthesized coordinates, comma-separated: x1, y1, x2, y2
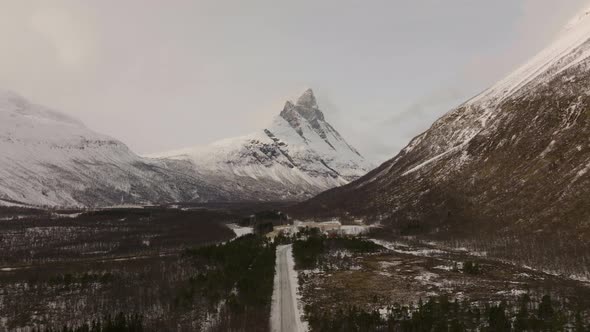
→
(152, 89, 372, 201)
(295, 6, 590, 275)
(0, 90, 227, 207)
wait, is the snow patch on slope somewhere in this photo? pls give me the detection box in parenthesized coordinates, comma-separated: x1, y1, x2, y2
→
(0, 89, 213, 207)
(469, 3, 590, 107)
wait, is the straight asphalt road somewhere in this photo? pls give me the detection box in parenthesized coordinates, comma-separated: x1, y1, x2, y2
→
(271, 244, 304, 332)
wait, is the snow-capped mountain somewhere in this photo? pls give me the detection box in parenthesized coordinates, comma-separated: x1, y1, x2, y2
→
(152, 89, 372, 201)
(0, 90, 227, 207)
(296, 6, 590, 240)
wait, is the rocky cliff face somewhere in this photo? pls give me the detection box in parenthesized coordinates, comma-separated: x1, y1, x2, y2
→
(153, 89, 373, 201)
(295, 7, 590, 257)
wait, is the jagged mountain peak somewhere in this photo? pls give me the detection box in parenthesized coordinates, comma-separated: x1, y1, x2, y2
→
(295, 89, 325, 123)
(296, 88, 319, 109)
(152, 89, 372, 201)
(280, 88, 326, 124)
(276, 88, 359, 158)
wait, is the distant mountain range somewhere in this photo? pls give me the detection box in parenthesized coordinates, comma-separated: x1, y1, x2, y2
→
(0, 89, 371, 207)
(0, 89, 230, 207)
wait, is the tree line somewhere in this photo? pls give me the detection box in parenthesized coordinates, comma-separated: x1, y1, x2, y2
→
(33, 313, 143, 332)
(307, 294, 590, 331)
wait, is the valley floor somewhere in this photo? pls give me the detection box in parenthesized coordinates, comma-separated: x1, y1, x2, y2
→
(0, 204, 280, 331)
(3, 205, 590, 331)
(294, 232, 590, 331)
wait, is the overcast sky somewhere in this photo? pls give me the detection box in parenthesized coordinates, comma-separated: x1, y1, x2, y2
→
(1, 1, 588, 162)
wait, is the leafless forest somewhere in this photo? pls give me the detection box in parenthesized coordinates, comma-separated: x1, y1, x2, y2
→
(0, 204, 283, 331)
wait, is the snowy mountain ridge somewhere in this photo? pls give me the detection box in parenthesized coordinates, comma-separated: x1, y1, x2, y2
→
(152, 89, 373, 201)
(0, 89, 227, 207)
(470, 3, 590, 108)
(374, 4, 590, 184)
(295, 4, 590, 244)
(0, 88, 371, 207)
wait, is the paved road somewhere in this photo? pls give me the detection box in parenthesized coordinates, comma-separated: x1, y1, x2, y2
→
(271, 244, 304, 332)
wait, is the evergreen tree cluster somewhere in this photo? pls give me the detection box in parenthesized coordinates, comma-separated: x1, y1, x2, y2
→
(46, 272, 115, 287)
(292, 228, 382, 270)
(179, 234, 277, 330)
(33, 313, 143, 332)
(462, 261, 481, 275)
(307, 295, 590, 332)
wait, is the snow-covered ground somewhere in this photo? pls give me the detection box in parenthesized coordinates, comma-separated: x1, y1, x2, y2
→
(0, 199, 32, 208)
(370, 239, 447, 257)
(340, 225, 371, 236)
(51, 212, 84, 219)
(225, 224, 254, 238)
(268, 219, 374, 239)
(372, 238, 590, 285)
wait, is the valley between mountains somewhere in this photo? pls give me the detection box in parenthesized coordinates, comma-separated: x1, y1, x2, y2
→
(3, 3, 590, 332)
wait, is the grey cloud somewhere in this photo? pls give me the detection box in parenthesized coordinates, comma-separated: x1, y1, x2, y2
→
(0, 0, 585, 162)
